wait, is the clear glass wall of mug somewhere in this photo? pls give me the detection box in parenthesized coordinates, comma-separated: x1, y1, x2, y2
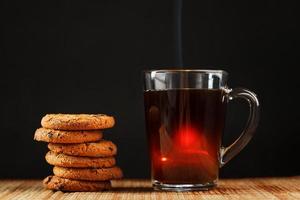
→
(143, 69, 259, 191)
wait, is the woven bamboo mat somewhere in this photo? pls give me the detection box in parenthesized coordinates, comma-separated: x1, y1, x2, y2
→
(0, 177, 299, 200)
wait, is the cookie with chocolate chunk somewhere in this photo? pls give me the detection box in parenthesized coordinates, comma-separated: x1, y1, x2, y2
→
(43, 175, 111, 192)
(34, 128, 102, 143)
(41, 114, 115, 130)
(48, 140, 117, 157)
(53, 166, 123, 181)
(45, 151, 116, 168)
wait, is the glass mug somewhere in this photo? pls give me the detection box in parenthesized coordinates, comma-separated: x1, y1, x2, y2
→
(143, 69, 259, 191)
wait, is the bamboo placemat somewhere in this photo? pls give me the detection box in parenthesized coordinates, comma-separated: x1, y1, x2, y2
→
(0, 177, 299, 200)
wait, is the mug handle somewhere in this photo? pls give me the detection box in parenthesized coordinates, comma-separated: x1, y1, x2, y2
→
(220, 87, 260, 167)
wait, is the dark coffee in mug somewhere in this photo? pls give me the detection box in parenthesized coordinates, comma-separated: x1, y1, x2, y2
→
(144, 89, 226, 184)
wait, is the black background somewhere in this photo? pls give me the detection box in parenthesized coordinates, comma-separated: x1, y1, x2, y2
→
(0, 0, 299, 179)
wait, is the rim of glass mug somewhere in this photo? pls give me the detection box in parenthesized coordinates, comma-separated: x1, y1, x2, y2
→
(143, 69, 228, 76)
(143, 69, 229, 91)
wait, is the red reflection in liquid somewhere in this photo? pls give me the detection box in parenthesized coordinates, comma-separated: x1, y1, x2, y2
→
(154, 125, 218, 184)
(161, 157, 167, 162)
(157, 125, 212, 165)
(174, 125, 208, 156)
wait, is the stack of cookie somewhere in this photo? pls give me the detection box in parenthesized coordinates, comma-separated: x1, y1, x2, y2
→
(34, 114, 123, 192)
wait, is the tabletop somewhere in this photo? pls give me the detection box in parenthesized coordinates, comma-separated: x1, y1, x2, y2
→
(0, 177, 299, 200)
